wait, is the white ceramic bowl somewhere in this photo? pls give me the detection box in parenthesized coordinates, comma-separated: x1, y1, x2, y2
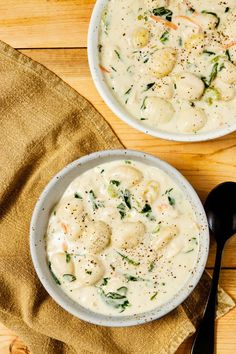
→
(30, 149, 209, 326)
(87, 0, 236, 142)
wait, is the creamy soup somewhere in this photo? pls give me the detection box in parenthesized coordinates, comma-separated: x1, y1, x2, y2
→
(46, 160, 200, 316)
(98, 0, 236, 134)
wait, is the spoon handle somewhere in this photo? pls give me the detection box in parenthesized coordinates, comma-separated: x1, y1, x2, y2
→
(191, 245, 223, 354)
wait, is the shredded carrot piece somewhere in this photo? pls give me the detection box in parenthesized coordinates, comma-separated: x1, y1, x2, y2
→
(61, 222, 69, 234)
(175, 15, 202, 30)
(150, 15, 178, 30)
(224, 41, 236, 49)
(99, 64, 110, 73)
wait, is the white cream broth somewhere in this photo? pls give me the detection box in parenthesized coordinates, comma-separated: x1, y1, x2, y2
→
(46, 160, 200, 316)
(98, 0, 236, 134)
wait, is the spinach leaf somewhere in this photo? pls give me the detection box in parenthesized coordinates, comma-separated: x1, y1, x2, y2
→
(201, 10, 220, 28)
(153, 7, 173, 22)
(48, 262, 61, 285)
(117, 202, 126, 219)
(63, 274, 76, 282)
(160, 31, 169, 44)
(117, 251, 140, 266)
(145, 82, 155, 91)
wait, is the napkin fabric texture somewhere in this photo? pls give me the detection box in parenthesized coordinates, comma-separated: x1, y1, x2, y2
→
(0, 39, 235, 354)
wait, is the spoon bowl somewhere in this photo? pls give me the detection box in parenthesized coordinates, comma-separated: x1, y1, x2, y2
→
(205, 182, 236, 244)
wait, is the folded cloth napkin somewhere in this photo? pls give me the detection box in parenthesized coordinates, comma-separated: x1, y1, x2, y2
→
(0, 39, 235, 354)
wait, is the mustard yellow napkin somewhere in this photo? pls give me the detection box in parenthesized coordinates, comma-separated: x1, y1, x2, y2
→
(0, 39, 234, 354)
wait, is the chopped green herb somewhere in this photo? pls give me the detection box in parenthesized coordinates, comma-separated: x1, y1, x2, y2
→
(148, 261, 155, 272)
(201, 10, 220, 28)
(111, 66, 117, 72)
(89, 190, 104, 210)
(178, 37, 183, 47)
(168, 195, 175, 206)
(145, 82, 155, 91)
(152, 224, 161, 234)
(101, 277, 110, 286)
(141, 203, 155, 220)
(117, 286, 128, 295)
(74, 192, 82, 199)
(211, 55, 221, 63)
(140, 117, 147, 121)
(110, 264, 115, 271)
(203, 50, 216, 56)
(143, 57, 149, 63)
(98, 44, 103, 52)
(164, 188, 173, 195)
(138, 14, 143, 20)
(117, 203, 126, 219)
(53, 210, 56, 215)
(100, 169, 105, 174)
(99, 288, 130, 312)
(117, 251, 140, 266)
(150, 292, 158, 300)
(125, 275, 138, 282)
(110, 180, 120, 186)
(201, 62, 219, 88)
(124, 274, 146, 282)
(185, 248, 194, 253)
(48, 262, 61, 285)
(160, 31, 169, 44)
(121, 189, 132, 209)
(63, 274, 76, 282)
(124, 86, 133, 104)
(153, 7, 173, 22)
(114, 49, 120, 59)
(225, 7, 230, 13)
(226, 49, 233, 63)
(125, 160, 131, 164)
(65, 252, 71, 263)
(141, 203, 152, 214)
(85, 270, 92, 275)
(141, 96, 148, 110)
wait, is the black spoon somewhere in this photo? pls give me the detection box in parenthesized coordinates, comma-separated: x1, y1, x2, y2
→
(191, 182, 236, 354)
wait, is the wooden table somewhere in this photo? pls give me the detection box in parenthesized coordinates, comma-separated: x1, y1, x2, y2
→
(0, 1, 236, 353)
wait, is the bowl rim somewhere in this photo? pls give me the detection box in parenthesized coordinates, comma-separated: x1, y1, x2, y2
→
(30, 149, 209, 327)
(87, 0, 236, 142)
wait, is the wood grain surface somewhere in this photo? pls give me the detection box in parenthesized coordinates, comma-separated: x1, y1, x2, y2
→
(0, 1, 236, 353)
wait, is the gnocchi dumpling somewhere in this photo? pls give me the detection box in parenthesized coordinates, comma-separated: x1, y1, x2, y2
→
(175, 73, 205, 100)
(143, 180, 159, 204)
(154, 78, 174, 99)
(56, 197, 86, 241)
(184, 33, 205, 53)
(152, 225, 179, 252)
(50, 252, 74, 276)
(213, 79, 235, 101)
(217, 61, 236, 85)
(145, 97, 175, 125)
(132, 27, 150, 48)
(112, 221, 145, 249)
(177, 107, 207, 133)
(74, 255, 104, 286)
(81, 221, 111, 253)
(108, 165, 143, 187)
(148, 48, 177, 78)
(56, 197, 84, 220)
